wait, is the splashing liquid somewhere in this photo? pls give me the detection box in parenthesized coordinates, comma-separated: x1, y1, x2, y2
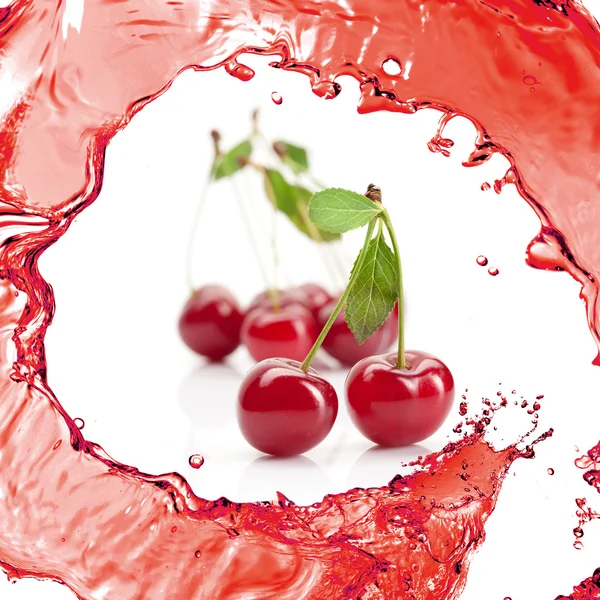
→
(0, 0, 598, 598)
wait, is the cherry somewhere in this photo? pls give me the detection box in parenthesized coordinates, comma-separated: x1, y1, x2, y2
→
(318, 299, 398, 366)
(295, 283, 332, 319)
(247, 288, 311, 314)
(241, 304, 318, 363)
(238, 358, 338, 456)
(178, 284, 244, 361)
(345, 351, 455, 447)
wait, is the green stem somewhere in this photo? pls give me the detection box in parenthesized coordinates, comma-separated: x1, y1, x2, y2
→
(185, 173, 212, 293)
(300, 218, 377, 372)
(230, 173, 271, 291)
(381, 209, 406, 369)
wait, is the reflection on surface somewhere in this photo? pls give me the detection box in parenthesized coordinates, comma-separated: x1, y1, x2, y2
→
(238, 455, 333, 505)
(178, 359, 243, 429)
(347, 443, 431, 489)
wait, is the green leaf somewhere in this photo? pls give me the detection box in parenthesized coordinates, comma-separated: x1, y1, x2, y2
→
(274, 141, 309, 174)
(293, 186, 340, 243)
(263, 170, 340, 242)
(309, 188, 383, 234)
(264, 168, 296, 216)
(212, 140, 252, 180)
(346, 228, 398, 344)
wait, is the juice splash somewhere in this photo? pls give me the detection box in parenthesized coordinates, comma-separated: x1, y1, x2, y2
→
(0, 0, 599, 598)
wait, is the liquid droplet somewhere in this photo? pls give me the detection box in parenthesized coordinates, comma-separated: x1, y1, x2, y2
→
(574, 540, 584, 550)
(382, 57, 402, 76)
(481, 182, 491, 191)
(548, 468, 554, 475)
(488, 267, 499, 276)
(189, 454, 204, 469)
(575, 455, 593, 469)
(74, 418, 85, 430)
(476, 255, 488, 266)
(271, 91, 283, 105)
(574, 527, 584, 538)
(194, 550, 202, 559)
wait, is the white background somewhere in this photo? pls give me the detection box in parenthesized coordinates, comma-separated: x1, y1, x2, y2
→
(4, 20, 600, 600)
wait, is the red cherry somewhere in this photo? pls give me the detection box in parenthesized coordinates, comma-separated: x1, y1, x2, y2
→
(345, 351, 455, 447)
(295, 283, 332, 319)
(248, 288, 311, 313)
(178, 285, 244, 361)
(238, 358, 338, 456)
(241, 305, 318, 363)
(318, 300, 397, 367)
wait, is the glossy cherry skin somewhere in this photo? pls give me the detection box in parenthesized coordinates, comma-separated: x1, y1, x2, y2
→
(178, 285, 244, 361)
(238, 358, 338, 456)
(241, 305, 318, 363)
(248, 288, 311, 314)
(345, 351, 454, 447)
(295, 283, 332, 319)
(318, 300, 398, 367)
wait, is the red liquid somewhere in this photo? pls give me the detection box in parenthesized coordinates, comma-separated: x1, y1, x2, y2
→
(0, 0, 598, 597)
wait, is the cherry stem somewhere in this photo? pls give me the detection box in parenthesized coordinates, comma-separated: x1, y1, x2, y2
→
(300, 218, 377, 372)
(296, 199, 346, 289)
(381, 209, 406, 370)
(185, 174, 211, 293)
(230, 173, 271, 291)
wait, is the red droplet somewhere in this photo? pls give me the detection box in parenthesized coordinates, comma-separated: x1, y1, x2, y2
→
(271, 91, 283, 105)
(476, 255, 488, 266)
(189, 454, 204, 469)
(488, 267, 499, 276)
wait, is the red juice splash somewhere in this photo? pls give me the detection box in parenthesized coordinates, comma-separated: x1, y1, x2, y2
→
(555, 568, 600, 600)
(0, 0, 598, 597)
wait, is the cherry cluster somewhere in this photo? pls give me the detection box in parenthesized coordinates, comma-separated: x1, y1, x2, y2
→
(179, 284, 398, 368)
(179, 184, 455, 458)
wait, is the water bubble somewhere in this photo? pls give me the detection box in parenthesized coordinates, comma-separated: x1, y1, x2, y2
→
(481, 182, 491, 191)
(382, 57, 402, 76)
(189, 454, 204, 469)
(194, 550, 202, 559)
(271, 91, 283, 105)
(476, 255, 488, 266)
(171, 526, 177, 533)
(523, 74, 540, 86)
(74, 418, 85, 430)
(488, 267, 499, 276)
